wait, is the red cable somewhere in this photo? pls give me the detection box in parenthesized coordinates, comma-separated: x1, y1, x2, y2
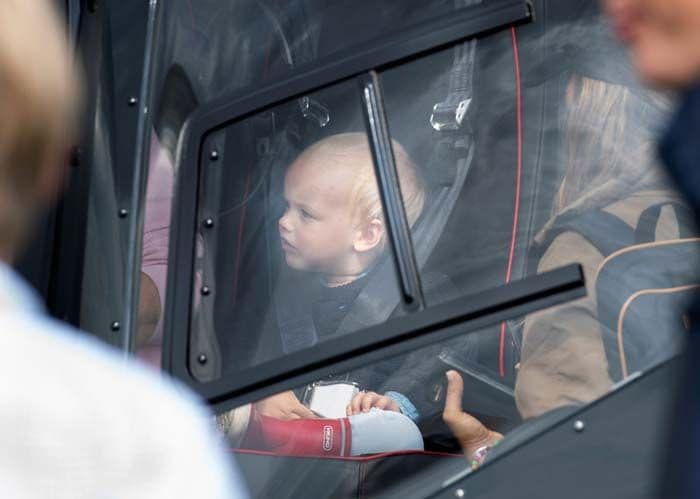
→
(186, 0, 197, 31)
(232, 36, 275, 306)
(262, 34, 274, 80)
(231, 163, 254, 306)
(499, 26, 523, 377)
(231, 448, 464, 460)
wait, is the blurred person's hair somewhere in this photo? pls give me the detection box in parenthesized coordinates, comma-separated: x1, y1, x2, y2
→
(553, 74, 671, 216)
(0, 0, 81, 253)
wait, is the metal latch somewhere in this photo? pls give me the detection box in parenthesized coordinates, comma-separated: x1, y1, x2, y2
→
(430, 97, 472, 131)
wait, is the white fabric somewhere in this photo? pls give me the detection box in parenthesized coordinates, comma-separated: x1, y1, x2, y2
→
(348, 408, 424, 456)
(0, 263, 248, 499)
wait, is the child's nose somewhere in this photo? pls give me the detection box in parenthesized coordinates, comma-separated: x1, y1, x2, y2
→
(279, 211, 292, 232)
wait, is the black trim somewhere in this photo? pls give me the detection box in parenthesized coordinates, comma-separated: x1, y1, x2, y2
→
(360, 71, 425, 309)
(172, 264, 584, 411)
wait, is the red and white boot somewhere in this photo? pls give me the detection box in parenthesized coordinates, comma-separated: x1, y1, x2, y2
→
(242, 407, 352, 457)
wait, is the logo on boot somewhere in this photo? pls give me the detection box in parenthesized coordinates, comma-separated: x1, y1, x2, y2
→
(323, 425, 333, 451)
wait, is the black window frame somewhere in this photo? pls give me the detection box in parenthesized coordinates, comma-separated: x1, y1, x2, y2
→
(162, 0, 559, 409)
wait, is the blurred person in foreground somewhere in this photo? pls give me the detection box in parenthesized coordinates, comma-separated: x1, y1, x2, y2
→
(0, 1, 246, 497)
(604, 1, 700, 497)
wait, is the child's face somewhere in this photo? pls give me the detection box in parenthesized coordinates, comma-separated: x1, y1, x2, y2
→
(278, 155, 359, 276)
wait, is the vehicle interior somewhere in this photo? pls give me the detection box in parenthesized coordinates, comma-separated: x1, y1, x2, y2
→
(40, 0, 700, 497)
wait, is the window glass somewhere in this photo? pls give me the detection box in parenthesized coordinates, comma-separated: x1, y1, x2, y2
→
(382, 37, 520, 305)
(189, 79, 406, 380)
(136, 132, 175, 367)
(377, 37, 527, 385)
(135, 0, 478, 367)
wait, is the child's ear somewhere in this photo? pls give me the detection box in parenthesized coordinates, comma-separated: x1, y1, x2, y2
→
(353, 218, 384, 253)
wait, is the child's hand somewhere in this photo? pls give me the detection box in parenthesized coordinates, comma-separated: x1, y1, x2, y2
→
(255, 391, 315, 420)
(346, 391, 400, 416)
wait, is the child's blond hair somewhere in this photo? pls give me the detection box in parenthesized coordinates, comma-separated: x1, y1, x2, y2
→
(0, 0, 81, 250)
(297, 133, 425, 235)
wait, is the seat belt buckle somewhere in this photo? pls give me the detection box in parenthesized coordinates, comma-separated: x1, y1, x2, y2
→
(430, 97, 472, 131)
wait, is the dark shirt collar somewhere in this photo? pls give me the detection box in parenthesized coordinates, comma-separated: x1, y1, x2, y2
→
(312, 270, 374, 340)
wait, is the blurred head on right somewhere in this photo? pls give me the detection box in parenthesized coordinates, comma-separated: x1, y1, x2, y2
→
(0, 0, 81, 261)
(603, 0, 700, 89)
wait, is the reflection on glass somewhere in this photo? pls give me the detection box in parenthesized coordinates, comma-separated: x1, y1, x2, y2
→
(381, 37, 515, 308)
(189, 80, 420, 379)
(135, 132, 175, 369)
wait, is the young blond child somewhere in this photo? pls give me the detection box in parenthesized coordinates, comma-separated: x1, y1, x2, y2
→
(236, 133, 427, 456)
(277, 132, 427, 416)
(278, 132, 425, 287)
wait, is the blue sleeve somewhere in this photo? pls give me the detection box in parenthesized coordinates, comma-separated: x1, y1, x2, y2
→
(385, 391, 420, 421)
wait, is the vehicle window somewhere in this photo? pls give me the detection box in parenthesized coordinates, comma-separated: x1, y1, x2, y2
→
(135, 0, 483, 367)
(189, 79, 406, 380)
(184, 37, 540, 380)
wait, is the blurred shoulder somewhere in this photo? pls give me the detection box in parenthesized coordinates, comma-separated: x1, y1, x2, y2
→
(0, 311, 242, 498)
(0, 311, 210, 425)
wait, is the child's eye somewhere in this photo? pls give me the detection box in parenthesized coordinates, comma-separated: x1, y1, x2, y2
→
(300, 209, 316, 220)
